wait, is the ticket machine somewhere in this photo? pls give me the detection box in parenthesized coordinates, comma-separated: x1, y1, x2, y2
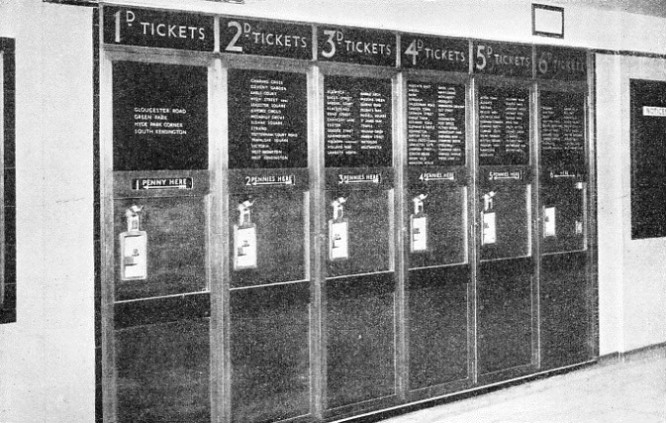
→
(109, 60, 212, 422)
(400, 34, 471, 397)
(536, 47, 591, 369)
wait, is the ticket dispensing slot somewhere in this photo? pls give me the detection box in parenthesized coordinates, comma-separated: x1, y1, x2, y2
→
(482, 191, 496, 246)
(119, 205, 148, 281)
(329, 197, 349, 261)
(410, 194, 428, 253)
(234, 198, 258, 271)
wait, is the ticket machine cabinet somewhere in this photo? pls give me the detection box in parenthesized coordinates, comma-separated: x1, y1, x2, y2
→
(109, 61, 211, 422)
(322, 73, 397, 411)
(404, 79, 470, 395)
(476, 84, 535, 378)
(226, 67, 311, 422)
(538, 89, 591, 369)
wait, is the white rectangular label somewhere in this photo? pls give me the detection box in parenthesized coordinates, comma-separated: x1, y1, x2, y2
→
(643, 106, 666, 117)
(482, 212, 496, 245)
(234, 225, 257, 270)
(120, 232, 148, 280)
(544, 207, 556, 237)
(411, 215, 428, 253)
(329, 220, 349, 260)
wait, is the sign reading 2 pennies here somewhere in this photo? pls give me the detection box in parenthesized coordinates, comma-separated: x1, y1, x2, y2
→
(219, 18, 313, 60)
(325, 76, 393, 168)
(113, 61, 208, 171)
(103, 7, 214, 51)
(401, 35, 469, 72)
(228, 69, 308, 169)
(473, 41, 533, 78)
(317, 27, 396, 67)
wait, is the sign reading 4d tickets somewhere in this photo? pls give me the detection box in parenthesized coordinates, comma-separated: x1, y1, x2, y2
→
(318, 27, 396, 66)
(103, 7, 214, 51)
(220, 18, 313, 60)
(401, 35, 468, 72)
(473, 41, 532, 78)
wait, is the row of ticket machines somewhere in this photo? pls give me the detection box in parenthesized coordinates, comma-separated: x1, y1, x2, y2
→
(103, 8, 592, 423)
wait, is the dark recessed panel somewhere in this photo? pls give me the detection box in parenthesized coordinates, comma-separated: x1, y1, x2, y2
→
(479, 185, 530, 261)
(478, 86, 530, 166)
(408, 266, 469, 390)
(325, 76, 392, 168)
(114, 197, 207, 301)
(325, 189, 391, 277)
(630, 79, 666, 239)
(228, 69, 308, 169)
(407, 187, 466, 268)
(230, 191, 306, 287)
(115, 319, 210, 423)
(541, 182, 585, 253)
(326, 273, 396, 408)
(407, 82, 466, 167)
(540, 252, 591, 369)
(113, 61, 208, 171)
(478, 258, 533, 374)
(231, 284, 310, 422)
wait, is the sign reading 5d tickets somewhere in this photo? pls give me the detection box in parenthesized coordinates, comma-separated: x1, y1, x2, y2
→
(318, 26, 396, 67)
(220, 18, 313, 59)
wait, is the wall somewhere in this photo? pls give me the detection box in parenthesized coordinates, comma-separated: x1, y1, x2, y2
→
(596, 53, 666, 355)
(0, 1, 95, 422)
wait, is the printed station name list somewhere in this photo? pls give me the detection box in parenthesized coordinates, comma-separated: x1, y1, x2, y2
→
(407, 82, 465, 166)
(325, 85, 389, 158)
(249, 77, 297, 162)
(479, 90, 528, 162)
(133, 107, 188, 135)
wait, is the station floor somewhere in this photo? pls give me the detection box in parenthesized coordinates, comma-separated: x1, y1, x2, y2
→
(381, 347, 666, 423)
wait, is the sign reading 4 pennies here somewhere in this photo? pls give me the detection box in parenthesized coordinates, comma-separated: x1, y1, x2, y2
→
(318, 27, 396, 67)
(220, 18, 313, 60)
(401, 35, 469, 72)
(103, 7, 215, 51)
(473, 41, 532, 78)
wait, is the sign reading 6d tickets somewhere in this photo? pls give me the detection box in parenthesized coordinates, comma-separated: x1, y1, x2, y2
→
(219, 18, 313, 60)
(317, 26, 397, 67)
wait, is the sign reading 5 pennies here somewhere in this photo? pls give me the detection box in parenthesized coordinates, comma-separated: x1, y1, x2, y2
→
(103, 7, 214, 51)
(318, 27, 396, 67)
(401, 35, 469, 72)
(220, 18, 313, 59)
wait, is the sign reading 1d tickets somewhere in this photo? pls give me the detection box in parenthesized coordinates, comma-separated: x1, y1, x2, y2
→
(103, 7, 215, 50)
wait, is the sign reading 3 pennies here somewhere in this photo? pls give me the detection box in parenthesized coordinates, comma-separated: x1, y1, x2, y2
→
(228, 69, 308, 169)
(113, 61, 208, 171)
(220, 18, 313, 59)
(318, 27, 396, 67)
(103, 7, 214, 51)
